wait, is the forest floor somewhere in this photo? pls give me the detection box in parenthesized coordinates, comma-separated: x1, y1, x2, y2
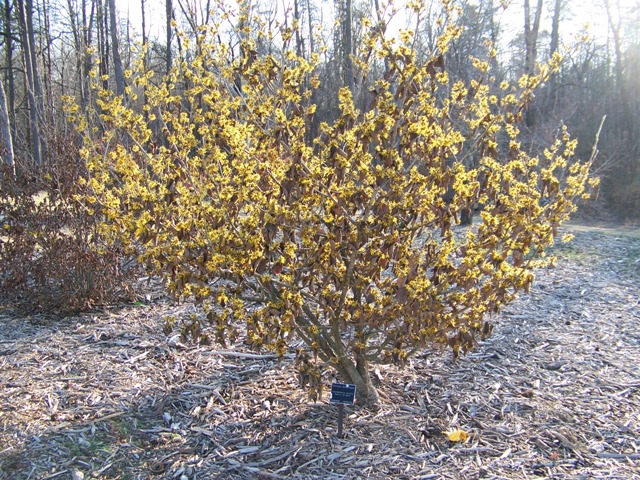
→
(0, 223, 639, 480)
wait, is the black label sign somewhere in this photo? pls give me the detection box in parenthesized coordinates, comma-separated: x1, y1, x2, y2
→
(330, 383, 356, 405)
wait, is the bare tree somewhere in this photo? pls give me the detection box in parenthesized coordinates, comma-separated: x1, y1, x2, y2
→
(97, 0, 109, 89)
(0, 77, 14, 175)
(3, 0, 16, 148)
(294, 0, 303, 57)
(107, 0, 124, 96)
(547, 0, 562, 112)
(605, 0, 634, 134)
(304, 0, 315, 57)
(344, 0, 355, 95)
(65, 0, 95, 109)
(524, 0, 543, 127)
(40, 0, 54, 124)
(166, 0, 173, 73)
(16, 0, 44, 165)
(141, 0, 147, 62)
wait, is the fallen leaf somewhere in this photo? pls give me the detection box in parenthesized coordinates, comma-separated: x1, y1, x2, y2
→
(71, 470, 85, 480)
(445, 429, 469, 442)
(149, 461, 166, 474)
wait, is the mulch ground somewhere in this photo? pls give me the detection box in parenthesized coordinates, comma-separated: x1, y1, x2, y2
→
(1, 223, 639, 480)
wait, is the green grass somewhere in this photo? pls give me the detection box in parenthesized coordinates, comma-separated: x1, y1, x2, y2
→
(548, 227, 640, 276)
(61, 435, 111, 458)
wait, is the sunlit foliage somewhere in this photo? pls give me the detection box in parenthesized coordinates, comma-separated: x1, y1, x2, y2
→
(68, 1, 597, 405)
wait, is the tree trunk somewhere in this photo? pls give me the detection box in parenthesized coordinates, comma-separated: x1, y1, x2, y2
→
(0, 77, 15, 176)
(107, 0, 124, 96)
(17, 0, 43, 166)
(605, 0, 634, 137)
(294, 0, 303, 57)
(302, 0, 319, 143)
(344, 0, 355, 96)
(305, 0, 314, 57)
(299, 307, 380, 407)
(335, 348, 380, 407)
(41, 0, 54, 126)
(3, 0, 16, 152)
(67, 0, 95, 110)
(25, 0, 44, 114)
(329, 320, 380, 407)
(233, 0, 251, 94)
(25, 0, 46, 164)
(141, 0, 147, 62)
(141, 0, 149, 118)
(547, 0, 561, 114)
(374, 0, 391, 75)
(125, 15, 131, 70)
(98, 0, 110, 89)
(166, 0, 172, 74)
(523, 0, 543, 128)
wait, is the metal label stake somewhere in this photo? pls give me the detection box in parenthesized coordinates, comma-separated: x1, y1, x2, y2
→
(330, 383, 356, 438)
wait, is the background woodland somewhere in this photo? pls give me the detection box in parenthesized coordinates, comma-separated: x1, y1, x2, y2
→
(0, 0, 638, 216)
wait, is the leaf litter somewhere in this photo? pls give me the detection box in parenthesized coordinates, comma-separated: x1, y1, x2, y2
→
(0, 223, 639, 479)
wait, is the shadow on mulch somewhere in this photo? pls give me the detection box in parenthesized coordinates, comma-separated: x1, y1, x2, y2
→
(1, 225, 640, 479)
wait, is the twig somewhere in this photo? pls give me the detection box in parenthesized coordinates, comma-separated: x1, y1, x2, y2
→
(41, 472, 69, 480)
(588, 115, 606, 164)
(88, 411, 125, 424)
(210, 350, 280, 359)
(597, 453, 640, 460)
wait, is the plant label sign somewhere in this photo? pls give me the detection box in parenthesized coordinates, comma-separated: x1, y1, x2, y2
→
(330, 383, 356, 405)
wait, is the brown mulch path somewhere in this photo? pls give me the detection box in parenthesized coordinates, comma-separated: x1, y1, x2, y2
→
(1, 224, 639, 479)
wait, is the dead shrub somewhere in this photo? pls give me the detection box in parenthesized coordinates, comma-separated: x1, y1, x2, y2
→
(0, 155, 140, 314)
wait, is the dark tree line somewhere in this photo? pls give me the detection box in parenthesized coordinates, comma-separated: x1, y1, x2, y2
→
(0, 0, 638, 219)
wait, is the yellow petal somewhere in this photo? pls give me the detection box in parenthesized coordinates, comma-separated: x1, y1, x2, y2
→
(445, 429, 469, 442)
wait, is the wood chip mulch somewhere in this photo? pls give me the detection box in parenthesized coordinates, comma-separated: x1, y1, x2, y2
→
(1, 223, 639, 479)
